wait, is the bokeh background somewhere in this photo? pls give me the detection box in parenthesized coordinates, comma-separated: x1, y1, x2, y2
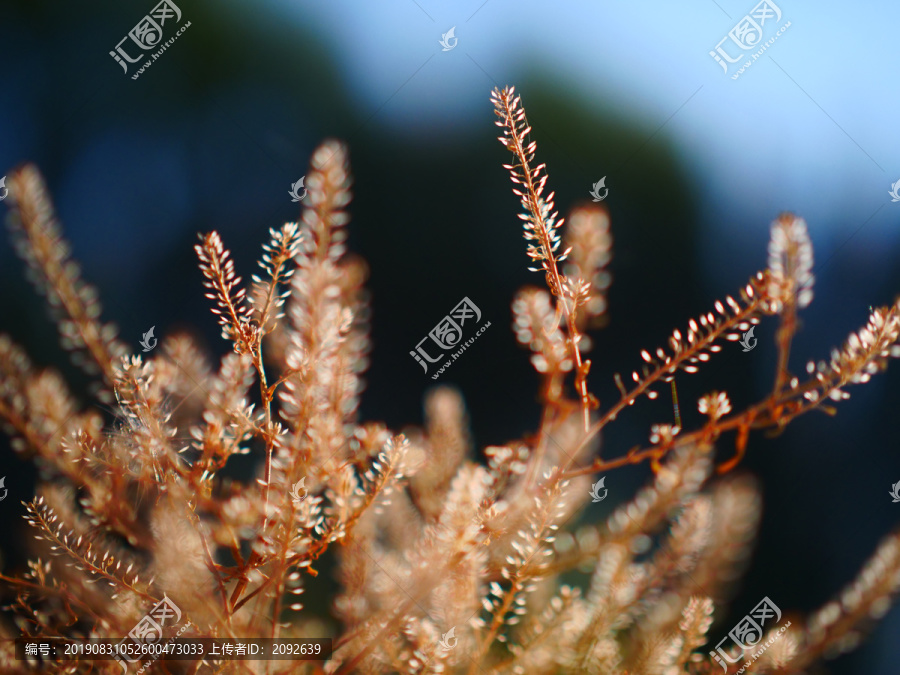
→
(1, 1, 900, 672)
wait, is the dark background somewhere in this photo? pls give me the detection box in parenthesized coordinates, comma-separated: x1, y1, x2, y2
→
(1, 2, 899, 672)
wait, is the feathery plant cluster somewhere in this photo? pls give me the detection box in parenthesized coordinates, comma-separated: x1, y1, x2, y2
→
(1, 86, 900, 674)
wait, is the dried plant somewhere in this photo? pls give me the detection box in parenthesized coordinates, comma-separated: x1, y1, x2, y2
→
(1, 86, 900, 675)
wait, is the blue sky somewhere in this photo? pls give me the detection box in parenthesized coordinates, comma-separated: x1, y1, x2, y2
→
(263, 0, 900, 286)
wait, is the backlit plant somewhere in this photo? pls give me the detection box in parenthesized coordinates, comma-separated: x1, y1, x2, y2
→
(1, 86, 899, 674)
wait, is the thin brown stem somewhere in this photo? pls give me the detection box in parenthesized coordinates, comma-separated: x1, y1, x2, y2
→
(773, 302, 797, 396)
(495, 88, 591, 431)
(557, 291, 765, 476)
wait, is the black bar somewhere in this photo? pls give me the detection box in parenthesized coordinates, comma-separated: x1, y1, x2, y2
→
(14, 638, 332, 661)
